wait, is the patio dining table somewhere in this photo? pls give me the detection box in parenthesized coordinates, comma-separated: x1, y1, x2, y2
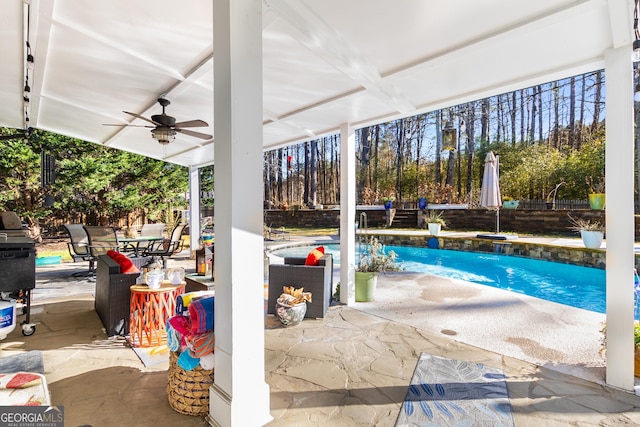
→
(120, 236, 164, 257)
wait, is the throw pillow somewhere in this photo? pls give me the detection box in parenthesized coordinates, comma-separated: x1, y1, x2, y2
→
(305, 246, 325, 266)
(106, 250, 139, 274)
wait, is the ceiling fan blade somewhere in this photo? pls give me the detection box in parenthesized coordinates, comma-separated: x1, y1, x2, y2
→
(123, 111, 161, 126)
(102, 123, 154, 128)
(176, 128, 213, 140)
(173, 119, 208, 128)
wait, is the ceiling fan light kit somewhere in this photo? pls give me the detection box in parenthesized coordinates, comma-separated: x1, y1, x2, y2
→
(151, 127, 176, 145)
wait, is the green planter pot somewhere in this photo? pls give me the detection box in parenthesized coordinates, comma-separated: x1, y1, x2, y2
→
(355, 272, 378, 302)
(588, 193, 605, 210)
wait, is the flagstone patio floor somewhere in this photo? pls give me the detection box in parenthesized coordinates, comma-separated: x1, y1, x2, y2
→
(0, 232, 639, 426)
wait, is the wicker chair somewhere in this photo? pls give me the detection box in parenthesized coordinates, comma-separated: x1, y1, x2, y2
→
(267, 253, 333, 318)
(95, 254, 151, 336)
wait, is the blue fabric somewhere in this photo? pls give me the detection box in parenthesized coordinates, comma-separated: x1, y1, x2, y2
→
(427, 237, 439, 249)
(166, 322, 181, 352)
(177, 350, 200, 371)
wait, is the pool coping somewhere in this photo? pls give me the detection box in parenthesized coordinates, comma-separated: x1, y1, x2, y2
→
(265, 230, 618, 270)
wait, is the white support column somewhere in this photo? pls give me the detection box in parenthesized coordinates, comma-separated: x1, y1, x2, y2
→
(604, 45, 636, 391)
(188, 166, 201, 253)
(339, 123, 356, 305)
(210, 0, 271, 426)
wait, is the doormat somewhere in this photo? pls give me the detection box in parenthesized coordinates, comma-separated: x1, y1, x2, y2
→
(131, 345, 169, 368)
(0, 350, 44, 374)
(395, 353, 514, 427)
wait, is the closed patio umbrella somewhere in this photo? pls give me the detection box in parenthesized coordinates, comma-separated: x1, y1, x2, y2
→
(480, 151, 502, 233)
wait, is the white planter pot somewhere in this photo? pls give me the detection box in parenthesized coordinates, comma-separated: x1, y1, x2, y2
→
(428, 223, 441, 236)
(580, 230, 603, 249)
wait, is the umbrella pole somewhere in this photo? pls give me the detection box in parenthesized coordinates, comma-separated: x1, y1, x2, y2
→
(496, 209, 500, 234)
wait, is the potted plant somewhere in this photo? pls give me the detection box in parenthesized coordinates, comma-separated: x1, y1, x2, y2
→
(275, 286, 312, 326)
(502, 196, 519, 209)
(568, 214, 604, 249)
(382, 196, 395, 210)
(426, 210, 446, 236)
(545, 182, 564, 210)
(355, 236, 402, 301)
(587, 175, 605, 210)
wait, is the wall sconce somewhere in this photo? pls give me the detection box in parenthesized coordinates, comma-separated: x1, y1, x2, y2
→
(442, 121, 457, 152)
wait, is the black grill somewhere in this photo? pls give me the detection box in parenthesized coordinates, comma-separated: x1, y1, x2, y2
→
(0, 237, 36, 334)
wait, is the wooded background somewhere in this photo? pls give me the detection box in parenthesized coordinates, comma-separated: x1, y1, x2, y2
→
(0, 68, 628, 236)
(263, 70, 609, 210)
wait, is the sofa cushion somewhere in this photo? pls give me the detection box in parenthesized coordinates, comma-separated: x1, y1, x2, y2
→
(305, 246, 325, 266)
(106, 250, 139, 274)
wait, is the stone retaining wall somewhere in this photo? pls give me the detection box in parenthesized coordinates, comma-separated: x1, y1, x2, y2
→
(370, 233, 608, 269)
(265, 208, 639, 240)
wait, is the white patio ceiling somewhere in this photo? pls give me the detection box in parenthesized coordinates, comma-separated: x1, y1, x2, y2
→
(0, 0, 634, 168)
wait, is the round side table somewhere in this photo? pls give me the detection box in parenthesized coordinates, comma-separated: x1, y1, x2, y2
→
(129, 281, 185, 348)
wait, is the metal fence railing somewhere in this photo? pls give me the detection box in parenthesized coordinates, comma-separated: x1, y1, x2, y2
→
(393, 198, 592, 210)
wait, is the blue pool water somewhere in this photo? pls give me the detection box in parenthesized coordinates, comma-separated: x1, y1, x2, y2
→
(271, 243, 606, 313)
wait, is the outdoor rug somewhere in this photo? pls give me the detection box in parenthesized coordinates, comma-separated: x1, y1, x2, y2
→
(0, 350, 44, 374)
(395, 353, 515, 427)
(132, 345, 169, 368)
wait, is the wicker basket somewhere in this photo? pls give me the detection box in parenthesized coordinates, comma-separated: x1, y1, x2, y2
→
(167, 351, 214, 416)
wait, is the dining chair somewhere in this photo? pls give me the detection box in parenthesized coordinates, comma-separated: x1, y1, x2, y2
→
(83, 226, 120, 272)
(62, 224, 94, 275)
(142, 223, 186, 269)
(121, 223, 165, 254)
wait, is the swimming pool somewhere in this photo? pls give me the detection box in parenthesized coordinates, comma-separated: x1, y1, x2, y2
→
(270, 243, 606, 313)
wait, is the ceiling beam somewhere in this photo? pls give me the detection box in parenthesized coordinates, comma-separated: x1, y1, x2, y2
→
(264, 0, 416, 115)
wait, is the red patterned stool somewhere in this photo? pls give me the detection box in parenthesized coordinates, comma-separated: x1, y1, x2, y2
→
(129, 282, 185, 348)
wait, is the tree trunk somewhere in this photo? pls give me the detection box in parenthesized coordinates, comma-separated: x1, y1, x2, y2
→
(303, 142, 310, 206)
(277, 148, 283, 205)
(578, 74, 586, 149)
(568, 76, 576, 149)
(481, 98, 490, 147)
(537, 85, 543, 143)
(591, 70, 602, 133)
(529, 86, 536, 143)
(310, 139, 317, 206)
(435, 112, 442, 184)
(465, 101, 476, 196)
(511, 92, 516, 145)
(553, 82, 559, 148)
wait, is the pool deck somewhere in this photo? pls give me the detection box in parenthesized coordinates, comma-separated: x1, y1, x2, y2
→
(1, 234, 639, 425)
(266, 231, 611, 385)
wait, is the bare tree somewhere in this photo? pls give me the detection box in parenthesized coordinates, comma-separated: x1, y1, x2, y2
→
(568, 76, 576, 148)
(591, 70, 603, 133)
